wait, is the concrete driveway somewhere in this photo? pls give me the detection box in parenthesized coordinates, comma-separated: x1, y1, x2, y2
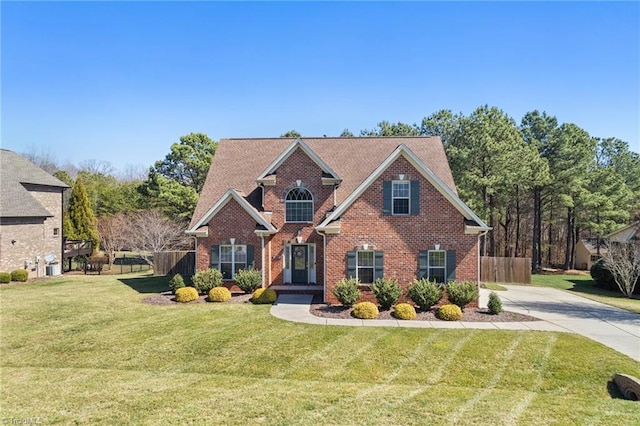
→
(483, 285, 640, 361)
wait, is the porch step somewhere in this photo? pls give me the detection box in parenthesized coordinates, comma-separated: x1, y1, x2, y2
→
(269, 285, 323, 295)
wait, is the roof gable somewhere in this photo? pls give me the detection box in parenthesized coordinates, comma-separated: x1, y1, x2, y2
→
(317, 144, 490, 231)
(256, 138, 341, 183)
(187, 189, 277, 234)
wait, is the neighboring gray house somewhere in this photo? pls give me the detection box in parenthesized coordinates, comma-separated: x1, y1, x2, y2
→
(575, 222, 640, 270)
(0, 149, 69, 278)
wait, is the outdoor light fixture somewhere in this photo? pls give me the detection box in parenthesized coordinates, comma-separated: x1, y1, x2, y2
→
(398, 174, 406, 181)
(296, 180, 302, 187)
(295, 229, 303, 244)
(434, 244, 441, 250)
(229, 238, 236, 245)
(362, 243, 369, 250)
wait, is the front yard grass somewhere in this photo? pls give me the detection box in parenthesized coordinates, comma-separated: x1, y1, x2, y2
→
(531, 274, 640, 314)
(1, 274, 639, 424)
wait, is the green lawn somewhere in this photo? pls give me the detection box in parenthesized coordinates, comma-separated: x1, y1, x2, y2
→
(1, 274, 639, 425)
(531, 274, 640, 314)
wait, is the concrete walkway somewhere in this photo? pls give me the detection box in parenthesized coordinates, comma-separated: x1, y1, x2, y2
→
(271, 287, 640, 361)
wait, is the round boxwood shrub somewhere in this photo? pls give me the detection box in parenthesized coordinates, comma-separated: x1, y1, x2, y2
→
(352, 302, 379, 319)
(437, 304, 462, 321)
(208, 286, 232, 302)
(408, 278, 442, 310)
(393, 303, 417, 320)
(372, 278, 402, 310)
(487, 291, 503, 315)
(251, 288, 277, 304)
(10, 269, 28, 282)
(446, 281, 478, 311)
(332, 277, 360, 306)
(0, 272, 11, 284)
(168, 273, 185, 294)
(234, 268, 262, 293)
(590, 258, 617, 290)
(192, 268, 223, 294)
(175, 287, 199, 303)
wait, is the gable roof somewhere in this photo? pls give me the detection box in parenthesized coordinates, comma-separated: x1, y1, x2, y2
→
(0, 149, 69, 218)
(187, 189, 277, 235)
(317, 144, 490, 231)
(606, 221, 640, 242)
(190, 136, 459, 229)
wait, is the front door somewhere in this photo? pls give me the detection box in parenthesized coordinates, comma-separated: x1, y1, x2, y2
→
(291, 245, 308, 283)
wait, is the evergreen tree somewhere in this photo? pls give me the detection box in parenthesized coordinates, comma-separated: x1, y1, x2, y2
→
(67, 175, 100, 252)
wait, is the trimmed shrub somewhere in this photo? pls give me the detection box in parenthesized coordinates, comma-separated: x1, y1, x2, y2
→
(437, 304, 462, 321)
(175, 287, 199, 303)
(446, 281, 478, 311)
(372, 278, 402, 310)
(0, 272, 11, 284)
(332, 277, 361, 306)
(590, 258, 640, 295)
(192, 268, 223, 294)
(168, 274, 185, 294)
(487, 291, 503, 314)
(408, 278, 443, 310)
(352, 302, 379, 319)
(393, 303, 417, 320)
(10, 269, 28, 282)
(234, 268, 262, 294)
(208, 286, 232, 302)
(252, 288, 277, 304)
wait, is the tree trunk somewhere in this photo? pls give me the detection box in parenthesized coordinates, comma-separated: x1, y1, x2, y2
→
(532, 187, 541, 271)
(515, 188, 521, 258)
(563, 207, 574, 270)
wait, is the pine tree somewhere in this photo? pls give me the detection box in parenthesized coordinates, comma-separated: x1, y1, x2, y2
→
(67, 175, 100, 252)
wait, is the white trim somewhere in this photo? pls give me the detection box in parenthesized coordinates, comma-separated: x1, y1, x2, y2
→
(255, 138, 342, 182)
(188, 189, 277, 233)
(318, 144, 490, 231)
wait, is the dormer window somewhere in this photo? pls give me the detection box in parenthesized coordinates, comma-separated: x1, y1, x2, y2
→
(285, 188, 313, 222)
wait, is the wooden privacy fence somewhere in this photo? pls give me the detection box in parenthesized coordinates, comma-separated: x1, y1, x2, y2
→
(154, 251, 195, 276)
(481, 256, 531, 284)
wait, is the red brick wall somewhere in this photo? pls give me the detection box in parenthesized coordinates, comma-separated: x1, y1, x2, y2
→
(324, 155, 479, 304)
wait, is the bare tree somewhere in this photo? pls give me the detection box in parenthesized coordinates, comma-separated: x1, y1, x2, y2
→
(79, 159, 115, 176)
(23, 146, 59, 174)
(126, 210, 193, 269)
(98, 213, 128, 270)
(603, 240, 640, 297)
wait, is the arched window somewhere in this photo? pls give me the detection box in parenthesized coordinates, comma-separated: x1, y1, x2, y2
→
(285, 188, 313, 222)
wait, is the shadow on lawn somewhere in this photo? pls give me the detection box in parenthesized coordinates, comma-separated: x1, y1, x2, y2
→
(119, 275, 168, 294)
(565, 279, 640, 300)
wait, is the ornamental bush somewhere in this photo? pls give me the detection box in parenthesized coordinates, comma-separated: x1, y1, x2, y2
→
(332, 277, 360, 306)
(408, 278, 442, 310)
(0, 272, 11, 284)
(208, 286, 232, 302)
(446, 281, 478, 311)
(10, 269, 28, 282)
(234, 268, 262, 293)
(251, 288, 277, 304)
(352, 302, 379, 319)
(372, 278, 402, 310)
(487, 291, 503, 314)
(437, 304, 462, 321)
(168, 274, 185, 294)
(393, 303, 417, 320)
(192, 268, 223, 294)
(590, 258, 617, 291)
(175, 287, 199, 303)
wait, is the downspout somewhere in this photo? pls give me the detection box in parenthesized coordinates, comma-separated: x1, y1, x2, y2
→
(478, 230, 489, 285)
(260, 233, 266, 288)
(192, 235, 198, 275)
(315, 229, 327, 302)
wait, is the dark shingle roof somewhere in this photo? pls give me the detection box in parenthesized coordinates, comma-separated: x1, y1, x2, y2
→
(0, 149, 69, 218)
(190, 137, 456, 228)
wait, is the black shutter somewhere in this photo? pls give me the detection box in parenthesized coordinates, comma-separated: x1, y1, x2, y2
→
(382, 181, 392, 215)
(374, 251, 384, 280)
(211, 245, 220, 270)
(418, 250, 428, 279)
(410, 180, 420, 215)
(347, 251, 357, 278)
(247, 245, 254, 268)
(446, 250, 456, 282)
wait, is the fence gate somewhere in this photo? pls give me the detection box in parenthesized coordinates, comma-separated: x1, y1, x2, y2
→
(154, 251, 195, 276)
(480, 256, 531, 284)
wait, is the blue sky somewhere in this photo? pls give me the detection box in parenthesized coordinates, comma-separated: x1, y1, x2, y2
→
(2, 1, 639, 175)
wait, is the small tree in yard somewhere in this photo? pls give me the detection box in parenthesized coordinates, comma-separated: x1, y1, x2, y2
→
(603, 240, 640, 298)
(98, 213, 128, 271)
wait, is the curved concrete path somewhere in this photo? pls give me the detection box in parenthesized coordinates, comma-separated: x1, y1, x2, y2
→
(271, 287, 640, 361)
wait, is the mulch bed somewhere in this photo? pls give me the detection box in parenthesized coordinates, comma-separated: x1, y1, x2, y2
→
(143, 291, 253, 305)
(309, 303, 539, 322)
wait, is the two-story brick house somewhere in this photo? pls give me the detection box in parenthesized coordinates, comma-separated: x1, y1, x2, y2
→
(187, 137, 490, 303)
(0, 149, 69, 279)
